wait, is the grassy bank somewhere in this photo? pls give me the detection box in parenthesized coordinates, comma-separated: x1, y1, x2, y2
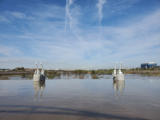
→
(124, 68, 160, 76)
(0, 67, 160, 80)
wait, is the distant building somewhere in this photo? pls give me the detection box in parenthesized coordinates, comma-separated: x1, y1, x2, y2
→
(141, 62, 157, 69)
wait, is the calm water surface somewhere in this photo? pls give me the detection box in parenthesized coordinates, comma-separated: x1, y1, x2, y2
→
(0, 74, 160, 120)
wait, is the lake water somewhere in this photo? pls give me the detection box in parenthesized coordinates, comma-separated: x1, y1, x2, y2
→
(0, 74, 160, 120)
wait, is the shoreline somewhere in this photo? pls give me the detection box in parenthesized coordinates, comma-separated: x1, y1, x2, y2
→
(0, 68, 160, 80)
(0, 68, 160, 75)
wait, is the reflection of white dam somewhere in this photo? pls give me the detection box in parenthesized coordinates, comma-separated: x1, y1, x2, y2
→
(33, 80, 45, 100)
(113, 79, 125, 94)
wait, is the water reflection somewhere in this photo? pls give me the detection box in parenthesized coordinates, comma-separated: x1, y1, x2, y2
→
(54, 73, 93, 79)
(113, 79, 125, 95)
(33, 80, 45, 100)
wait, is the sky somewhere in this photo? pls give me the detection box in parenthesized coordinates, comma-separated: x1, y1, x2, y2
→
(0, 0, 160, 69)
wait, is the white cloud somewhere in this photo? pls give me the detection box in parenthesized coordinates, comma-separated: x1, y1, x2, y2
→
(96, 0, 106, 24)
(0, 45, 22, 56)
(0, 57, 42, 69)
(9, 11, 26, 19)
(0, 11, 34, 23)
(32, 4, 65, 20)
(65, 0, 75, 31)
(106, 0, 141, 16)
(0, 16, 10, 22)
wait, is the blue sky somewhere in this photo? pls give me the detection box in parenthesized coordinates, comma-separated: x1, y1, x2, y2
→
(0, 0, 160, 69)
